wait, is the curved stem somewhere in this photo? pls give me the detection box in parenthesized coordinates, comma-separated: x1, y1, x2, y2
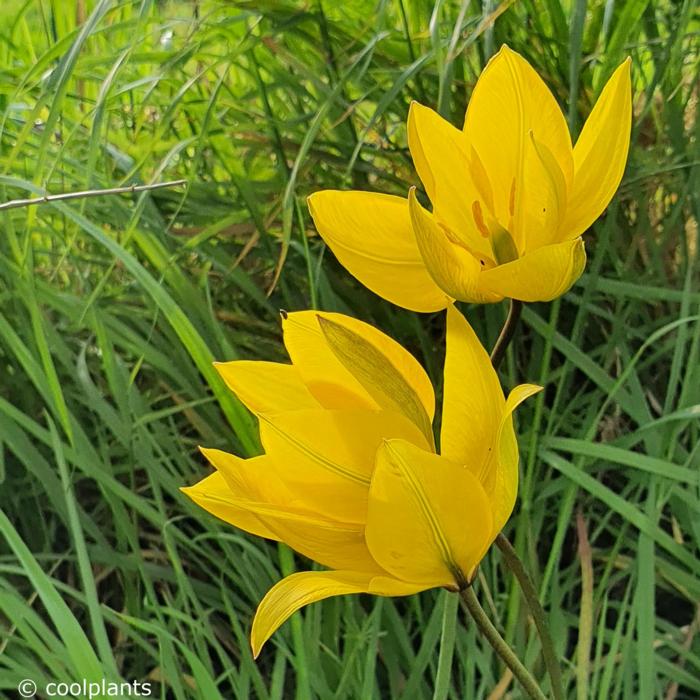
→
(496, 534, 564, 700)
(487, 298, 564, 697)
(460, 587, 547, 700)
(489, 299, 523, 370)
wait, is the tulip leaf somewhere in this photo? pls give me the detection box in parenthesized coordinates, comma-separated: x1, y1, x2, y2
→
(317, 316, 435, 449)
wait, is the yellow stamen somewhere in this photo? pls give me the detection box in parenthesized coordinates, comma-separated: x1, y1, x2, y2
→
(471, 201, 490, 238)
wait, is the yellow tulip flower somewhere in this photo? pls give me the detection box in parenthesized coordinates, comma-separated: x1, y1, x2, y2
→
(308, 46, 632, 310)
(182, 305, 540, 656)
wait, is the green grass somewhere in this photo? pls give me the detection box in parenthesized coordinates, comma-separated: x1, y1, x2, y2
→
(0, 1, 698, 698)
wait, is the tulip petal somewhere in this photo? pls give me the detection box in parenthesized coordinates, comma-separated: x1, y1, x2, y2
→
(479, 383, 542, 535)
(214, 361, 319, 414)
(198, 449, 379, 571)
(477, 237, 586, 302)
(561, 59, 632, 239)
(199, 449, 289, 502)
(307, 190, 449, 312)
(316, 311, 436, 423)
(251, 570, 427, 657)
(259, 408, 429, 523)
(519, 133, 568, 251)
(317, 315, 434, 447)
(440, 305, 503, 467)
(251, 571, 374, 658)
(408, 102, 493, 261)
(282, 311, 376, 411)
(366, 439, 493, 589)
(181, 471, 280, 541)
(408, 189, 501, 305)
(464, 45, 573, 234)
(283, 310, 435, 420)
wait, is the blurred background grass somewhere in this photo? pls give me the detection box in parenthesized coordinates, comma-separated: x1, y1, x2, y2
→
(0, 1, 698, 698)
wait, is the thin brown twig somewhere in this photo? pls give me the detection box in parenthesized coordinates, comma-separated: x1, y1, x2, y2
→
(0, 179, 187, 212)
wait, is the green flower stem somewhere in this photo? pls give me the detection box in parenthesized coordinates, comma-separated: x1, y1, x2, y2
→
(460, 587, 547, 700)
(489, 298, 523, 371)
(488, 297, 564, 699)
(496, 533, 564, 700)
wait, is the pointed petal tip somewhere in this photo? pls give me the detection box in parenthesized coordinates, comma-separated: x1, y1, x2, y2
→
(507, 383, 545, 412)
(198, 445, 214, 460)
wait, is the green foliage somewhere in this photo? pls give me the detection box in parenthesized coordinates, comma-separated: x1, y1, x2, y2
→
(0, 0, 698, 697)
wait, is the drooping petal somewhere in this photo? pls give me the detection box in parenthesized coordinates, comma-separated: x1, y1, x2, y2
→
(317, 315, 434, 447)
(251, 571, 375, 658)
(251, 570, 427, 657)
(477, 237, 586, 302)
(561, 59, 632, 239)
(440, 304, 503, 466)
(408, 102, 493, 260)
(464, 45, 573, 236)
(214, 361, 319, 414)
(307, 190, 449, 312)
(408, 189, 501, 305)
(181, 471, 280, 541)
(259, 408, 429, 523)
(366, 439, 494, 589)
(477, 384, 542, 535)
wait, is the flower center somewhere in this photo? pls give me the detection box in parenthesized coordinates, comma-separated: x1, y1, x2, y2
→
(471, 199, 519, 265)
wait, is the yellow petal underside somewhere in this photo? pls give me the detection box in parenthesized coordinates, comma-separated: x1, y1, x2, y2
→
(366, 439, 493, 589)
(408, 102, 494, 261)
(561, 59, 632, 240)
(284, 310, 436, 420)
(477, 383, 542, 535)
(464, 45, 573, 247)
(440, 305, 504, 466)
(477, 237, 586, 302)
(317, 315, 434, 447)
(408, 190, 501, 305)
(282, 311, 376, 410)
(251, 570, 425, 658)
(198, 449, 378, 571)
(307, 190, 449, 312)
(315, 311, 436, 423)
(181, 471, 280, 541)
(259, 407, 429, 523)
(214, 361, 319, 414)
